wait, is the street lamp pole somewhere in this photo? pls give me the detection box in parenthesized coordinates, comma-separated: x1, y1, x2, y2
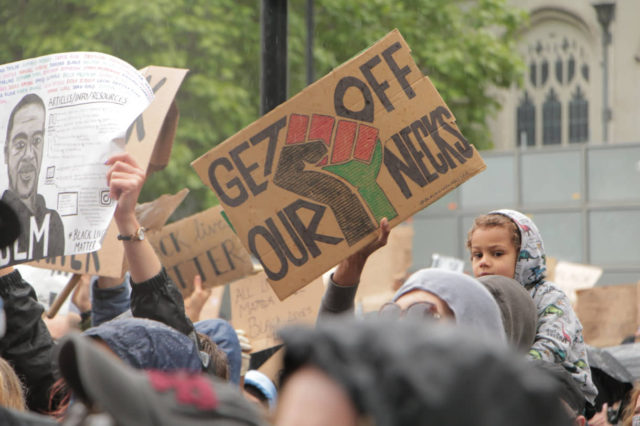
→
(261, 0, 288, 115)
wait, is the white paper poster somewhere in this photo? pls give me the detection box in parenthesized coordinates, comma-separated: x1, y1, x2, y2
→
(0, 52, 153, 266)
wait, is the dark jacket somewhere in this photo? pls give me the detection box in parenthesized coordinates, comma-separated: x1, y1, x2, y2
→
(91, 268, 195, 337)
(0, 270, 56, 413)
(129, 268, 195, 337)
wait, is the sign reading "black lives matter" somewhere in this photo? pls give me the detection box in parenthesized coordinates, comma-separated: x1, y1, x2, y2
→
(192, 29, 486, 300)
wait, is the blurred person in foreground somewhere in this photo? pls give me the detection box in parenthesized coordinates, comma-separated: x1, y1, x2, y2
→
(276, 316, 573, 426)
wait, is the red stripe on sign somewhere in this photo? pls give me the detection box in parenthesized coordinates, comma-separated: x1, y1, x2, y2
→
(353, 124, 378, 162)
(331, 120, 357, 164)
(309, 114, 335, 146)
(286, 114, 309, 144)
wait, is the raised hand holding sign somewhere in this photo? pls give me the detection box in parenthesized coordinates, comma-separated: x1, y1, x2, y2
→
(193, 29, 486, 300)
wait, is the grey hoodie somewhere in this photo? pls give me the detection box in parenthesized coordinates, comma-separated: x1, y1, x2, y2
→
(393, 269, 506, 344)
(490, 209, 597, 404)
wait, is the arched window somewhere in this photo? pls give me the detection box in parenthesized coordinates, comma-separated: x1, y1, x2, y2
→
(569, 86, 588, 143)
(517, 92, 536, 147)
(510, 14, 595, 147)
(543, 89, 561, 145)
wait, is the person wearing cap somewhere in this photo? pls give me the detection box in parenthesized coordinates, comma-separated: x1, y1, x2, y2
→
(2, 93, 65, 263)
(243, 370, 278, 413)
(83, 317, 213, 373)
(56, 333, 268, 426)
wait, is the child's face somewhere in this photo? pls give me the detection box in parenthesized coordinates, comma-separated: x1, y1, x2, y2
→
(470, 226, 518, 279)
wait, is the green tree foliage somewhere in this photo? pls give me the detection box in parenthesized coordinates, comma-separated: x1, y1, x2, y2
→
(290, 0, 527, 148)
(0, 0, 526, 217)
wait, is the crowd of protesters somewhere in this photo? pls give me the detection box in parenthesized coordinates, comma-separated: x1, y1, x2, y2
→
(0, 151, 638, 426)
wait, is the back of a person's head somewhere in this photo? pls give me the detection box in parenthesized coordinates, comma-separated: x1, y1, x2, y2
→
(278, 317, 572, 426)
(477, 275, 537, 352)
(195, 318, 243, 384)
(55, 333, 268, 426)
(83, 317, 203, 372)
(196, 332, 230, 381)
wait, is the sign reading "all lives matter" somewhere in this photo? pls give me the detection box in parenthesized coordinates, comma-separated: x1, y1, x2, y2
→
(192, 29, 486, 300)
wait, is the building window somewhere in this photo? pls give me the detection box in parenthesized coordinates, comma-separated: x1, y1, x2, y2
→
(514, 24, 593, 147)
(543, 89, 561, 145)
(569, 86, 588, 143)
(555, 58, 564, 84)
(517, 92, 536, 147)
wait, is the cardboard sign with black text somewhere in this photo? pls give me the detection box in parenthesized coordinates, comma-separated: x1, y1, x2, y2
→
(230, 271, 324, 352)
(146, 205, 254, 296)
(192, 29, 486, 300)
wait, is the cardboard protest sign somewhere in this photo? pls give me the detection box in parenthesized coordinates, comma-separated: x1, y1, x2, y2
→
(230, 271, 324, 352)
(135, 188, 190, 230)
(28, 66, 188, 277)
(192, 29, 486, 300)
(576, 283, 640, 347)
(553, 260, 602, 305)
(30, 188, 188, 278)
(146, 205, 254, 296)
(0, 52, 154, 267)
(125, 66, 188, 173)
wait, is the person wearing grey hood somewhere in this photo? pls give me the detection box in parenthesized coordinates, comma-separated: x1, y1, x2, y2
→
(467, 209, 597, 405)
(387, 268, 506, 344)
(320, 219, 507, 345)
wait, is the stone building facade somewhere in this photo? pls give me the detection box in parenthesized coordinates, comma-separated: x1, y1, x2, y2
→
(489, 0, 640, 149)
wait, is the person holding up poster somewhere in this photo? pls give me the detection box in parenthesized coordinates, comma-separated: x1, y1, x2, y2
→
(2, 94, 65, 263)
(321, 220, 506, 345)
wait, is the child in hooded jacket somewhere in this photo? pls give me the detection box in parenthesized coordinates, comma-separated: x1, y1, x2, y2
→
(467, 209, 597, 405)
